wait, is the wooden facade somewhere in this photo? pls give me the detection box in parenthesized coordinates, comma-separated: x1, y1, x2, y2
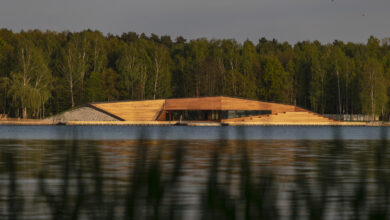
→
(88, 96, 334, 123)
(92, 100, 165, 121)
(162, 96, 303, 113)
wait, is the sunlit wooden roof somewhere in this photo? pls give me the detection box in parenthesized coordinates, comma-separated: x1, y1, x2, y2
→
(90, 96, 307, 121)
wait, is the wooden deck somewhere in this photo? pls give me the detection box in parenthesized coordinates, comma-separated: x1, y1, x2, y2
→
(225, 121, 368, 126)
(65, 120, 372, 126)
(66, 121, 177, 126)
(0, 119, 379, 126)
(0, 119, 55, 125)
(220, 97, 301, 113)
(222, 112, 337, 124)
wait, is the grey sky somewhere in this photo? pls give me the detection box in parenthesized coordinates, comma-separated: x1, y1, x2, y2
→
(0, 0, 389, 43)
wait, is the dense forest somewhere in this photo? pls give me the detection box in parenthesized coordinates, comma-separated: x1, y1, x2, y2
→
(0, 29, 389, 119)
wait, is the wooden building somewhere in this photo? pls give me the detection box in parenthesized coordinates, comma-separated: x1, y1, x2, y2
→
(84, 96, 337, 125)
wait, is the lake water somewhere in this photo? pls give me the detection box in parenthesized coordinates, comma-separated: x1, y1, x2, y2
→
(0, 125, 389, 140)
(0, 126, 389, 219)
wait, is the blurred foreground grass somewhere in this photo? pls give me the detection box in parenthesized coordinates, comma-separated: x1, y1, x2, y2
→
(0, 136, 390, 219)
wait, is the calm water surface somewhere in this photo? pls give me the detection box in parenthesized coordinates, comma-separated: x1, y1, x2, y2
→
(1, 138, 390, 219)
(0, 125, 389, 140)
(0, 126, 389, 219)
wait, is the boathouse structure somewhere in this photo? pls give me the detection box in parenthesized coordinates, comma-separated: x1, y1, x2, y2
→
(49, 96, 339, 125)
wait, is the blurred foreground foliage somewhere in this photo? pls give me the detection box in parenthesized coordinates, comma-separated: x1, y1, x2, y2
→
(0, 136, 390, 219)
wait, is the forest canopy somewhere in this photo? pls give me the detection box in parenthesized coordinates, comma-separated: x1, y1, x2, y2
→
(0, 29, 389, 119)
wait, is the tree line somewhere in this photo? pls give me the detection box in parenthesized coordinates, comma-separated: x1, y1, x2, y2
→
(0, 29, 389, 119)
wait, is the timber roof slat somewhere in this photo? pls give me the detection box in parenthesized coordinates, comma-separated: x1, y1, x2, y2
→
(89, 96, 328, 122)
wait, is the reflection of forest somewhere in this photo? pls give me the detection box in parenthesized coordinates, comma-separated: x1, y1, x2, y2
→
(0, 139, 389, 219)
(0, 140, 300, 180)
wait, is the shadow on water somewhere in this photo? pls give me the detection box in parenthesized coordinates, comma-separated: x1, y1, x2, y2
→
(0, 127, 390, 219)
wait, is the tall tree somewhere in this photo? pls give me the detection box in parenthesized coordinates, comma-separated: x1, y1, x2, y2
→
(0, 37, 11, 114)
(220, 40, 240, 96)
(360, 59, 387, 121)
(116, 42, 138, 99)
(0, 30, 17, 115)
(308, 47, 326, 113)
(259, 56, 290, 103)
(171, 38, 190, 97)
(58, 40, 79, 108)
(8, 38, 51, 118)
(148, 42, 172, 99)
(326, 46, 352, 115)
(87, 30, 107, 74)
(240, 40, 258, 98)
(189, 39, 208, 97)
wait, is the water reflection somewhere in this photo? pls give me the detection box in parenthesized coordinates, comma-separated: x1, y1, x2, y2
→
(1, 137, 390, 219)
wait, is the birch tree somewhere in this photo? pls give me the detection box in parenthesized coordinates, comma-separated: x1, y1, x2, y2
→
(148, 42, 171, 99)
(361, 59, 386, 121)
(116, 42, 138, 99)
(8, 39, 51, 118)
(59, 41, 79, 108)
(58, 33, 90, 107)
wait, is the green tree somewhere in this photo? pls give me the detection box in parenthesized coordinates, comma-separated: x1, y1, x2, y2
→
(360, 59, 387, 121)
(133, 39, 151, 99)
(102, 68, 120, 101)
(189, 39, 208, 97)
(116, 42, 138, 99)
(0, 37, 10, 113)
(58, 39, 80, 108)
(285, 60, 296, 105)
(308, 47, 326, 113)
(8, 38, 52, 118)
(148, 42, 172, 99)
(86, 30, 107, 74)
(293, 42, 314, 109)
(325, 46, 354, 115)
(86, 71, 103, 102)
(240, 40, 258, 98)
(86, 68, 119, 102)
(0, 30, 17, 115)
(205, 41, 226, 96)
(171, 39, 191, 97)
(259, 56, 290, 103)
(220, 40, 241, 96)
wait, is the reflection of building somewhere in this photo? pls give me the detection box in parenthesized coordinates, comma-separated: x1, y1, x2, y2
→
(50, 96, 339, 125)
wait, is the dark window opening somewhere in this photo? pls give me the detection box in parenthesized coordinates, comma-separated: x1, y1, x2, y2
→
(166, 110, 221, 121)
(165, 110, 271, 121)
(221, 110, 272, 119)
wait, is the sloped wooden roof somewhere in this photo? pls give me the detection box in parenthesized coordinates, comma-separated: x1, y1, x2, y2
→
(164, 97, 222, 110)
(164, 96, 303, 113)
(90, 96, 308, 121)
(220, 97, 300, 112)
(92, 100, 165, 121)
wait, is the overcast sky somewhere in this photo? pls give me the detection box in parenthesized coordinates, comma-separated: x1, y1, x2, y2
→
(0, 0, 389, 43)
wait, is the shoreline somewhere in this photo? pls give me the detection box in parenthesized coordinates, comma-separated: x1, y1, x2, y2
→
(0, 120, 388, 127)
